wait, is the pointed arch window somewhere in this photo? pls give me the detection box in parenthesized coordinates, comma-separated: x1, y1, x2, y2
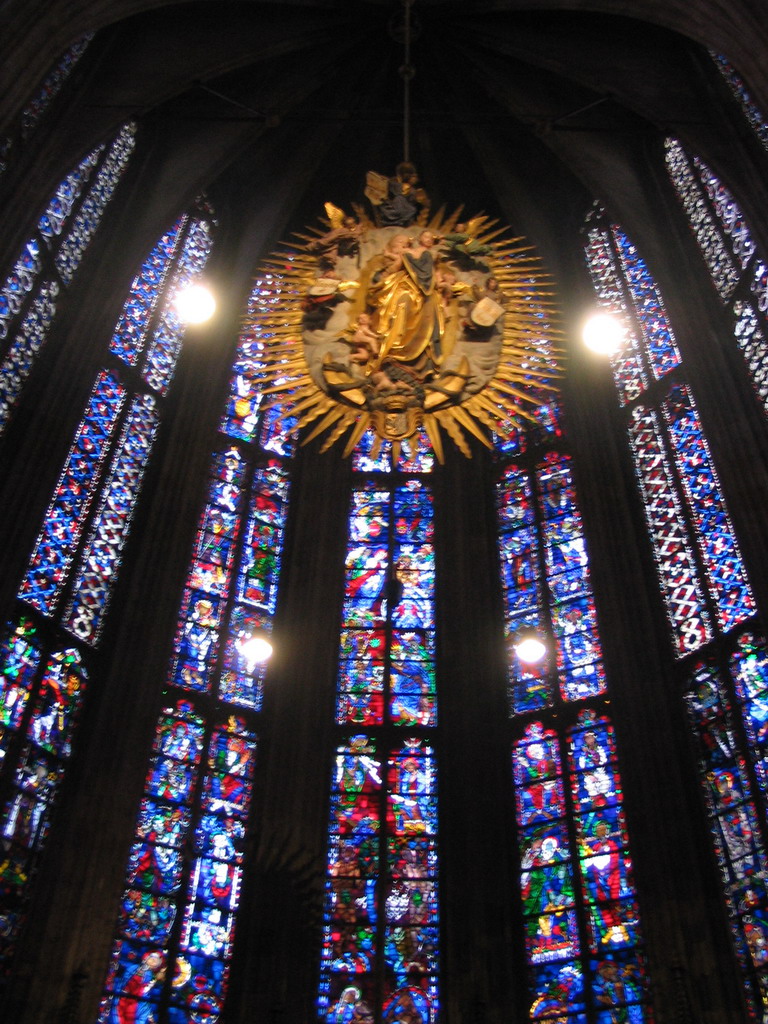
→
(0, 123, 136, 433)
(318, 432, 440, 1024)
(583, 207, 755, 655)
(584, 206, 768, 1018)
(98, 275, 295, 1024)
(496, 416, 652, 1021)
(0, 208, 213, 975)
(665, 137, 768, 414)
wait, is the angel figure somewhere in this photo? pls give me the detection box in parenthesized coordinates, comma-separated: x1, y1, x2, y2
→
(365, 162, 430, 227)
(308, 203, 364, 271)
(440, 218, 493, 269)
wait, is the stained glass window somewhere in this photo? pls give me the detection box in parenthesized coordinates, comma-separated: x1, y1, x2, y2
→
(584, 203, 765, 1015)
(100, 279, 292, 1021)
(0, 207, 215, 976)
(584, 207, 755, 655)
(319, 458, 439, 1022)
(0, 35, 94, 174)
(496, 420, 652, 1019)
(99, 703, 257, 1024)
(665, 137, 768, 416)
(0, 124, 136, 432)
(514, 713, 648, 1023)
(18, 211, 214, 639)
(711, 54, 768, 154)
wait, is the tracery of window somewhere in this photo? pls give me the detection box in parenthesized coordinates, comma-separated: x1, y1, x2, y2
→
(98, 277, 295, 1024)
(584, 207, 755, 657)
(0, 123, 136, 433)
(0, 209, 213, 979)
(0, 35, 94, 175)
(496, 418, 652, 1022)
(710, 54, 768, 155)
(318, 434, 439, 1024)
(665, 137, 768, 414)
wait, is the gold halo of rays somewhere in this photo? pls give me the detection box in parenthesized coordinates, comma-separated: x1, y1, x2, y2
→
(248, 205, 564, 465)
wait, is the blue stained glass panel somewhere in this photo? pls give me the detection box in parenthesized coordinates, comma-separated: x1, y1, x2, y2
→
(21, 36, 93, 139)
(143, 219, 214, 394)
(110, 220, 185, 365)
(537, 455, 605, 703)
(19, 371, 127, 615)
(685, 663, 768, 1019)
(55, 124, 136, 285)
(497, 465, 549, 713)
(612, 225, 682, 381)
(64, 393, 160, 642)
(0, 241, 43, 339)
(37, 149, 101, 244)
(0, 281, 60, 433)
(662, 383, 755, 632)
(171, 449, 246, 694)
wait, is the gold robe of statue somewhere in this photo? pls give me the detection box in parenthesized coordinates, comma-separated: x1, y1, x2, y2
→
(367, 243, 444, 376)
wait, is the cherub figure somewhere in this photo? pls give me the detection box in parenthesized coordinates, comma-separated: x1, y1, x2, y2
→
(346, 313, 381, 365)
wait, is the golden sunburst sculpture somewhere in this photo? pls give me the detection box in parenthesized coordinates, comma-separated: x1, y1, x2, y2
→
(249, 193, 563, 464)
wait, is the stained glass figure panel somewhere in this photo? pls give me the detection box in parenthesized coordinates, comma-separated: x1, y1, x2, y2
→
(221, 278, 282, 443)
(538, 455, 605, 703)
(497, 464, 549, 713)
(0, 618, 41, 742)
(171, 449, 247, 694)
(0, 646, 88, 969)
(513, 714, 650, 1021)
(352, 430, 435, 474)
(731, 633, 768, 794)
(685, 662, 768, 1020)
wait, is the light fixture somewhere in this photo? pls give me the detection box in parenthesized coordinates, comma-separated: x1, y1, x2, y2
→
(513, 629, 547, 665)
(582, 310, 624, 355)
(175, 281, 216, 324)
(237, 633, 273, 672)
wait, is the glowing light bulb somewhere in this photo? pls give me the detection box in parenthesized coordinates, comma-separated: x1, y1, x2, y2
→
(582, 310, 624, 355)
(176, 282, 216, 324)
(238, 634, 273, 671)
(514, 633, 547, 665)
